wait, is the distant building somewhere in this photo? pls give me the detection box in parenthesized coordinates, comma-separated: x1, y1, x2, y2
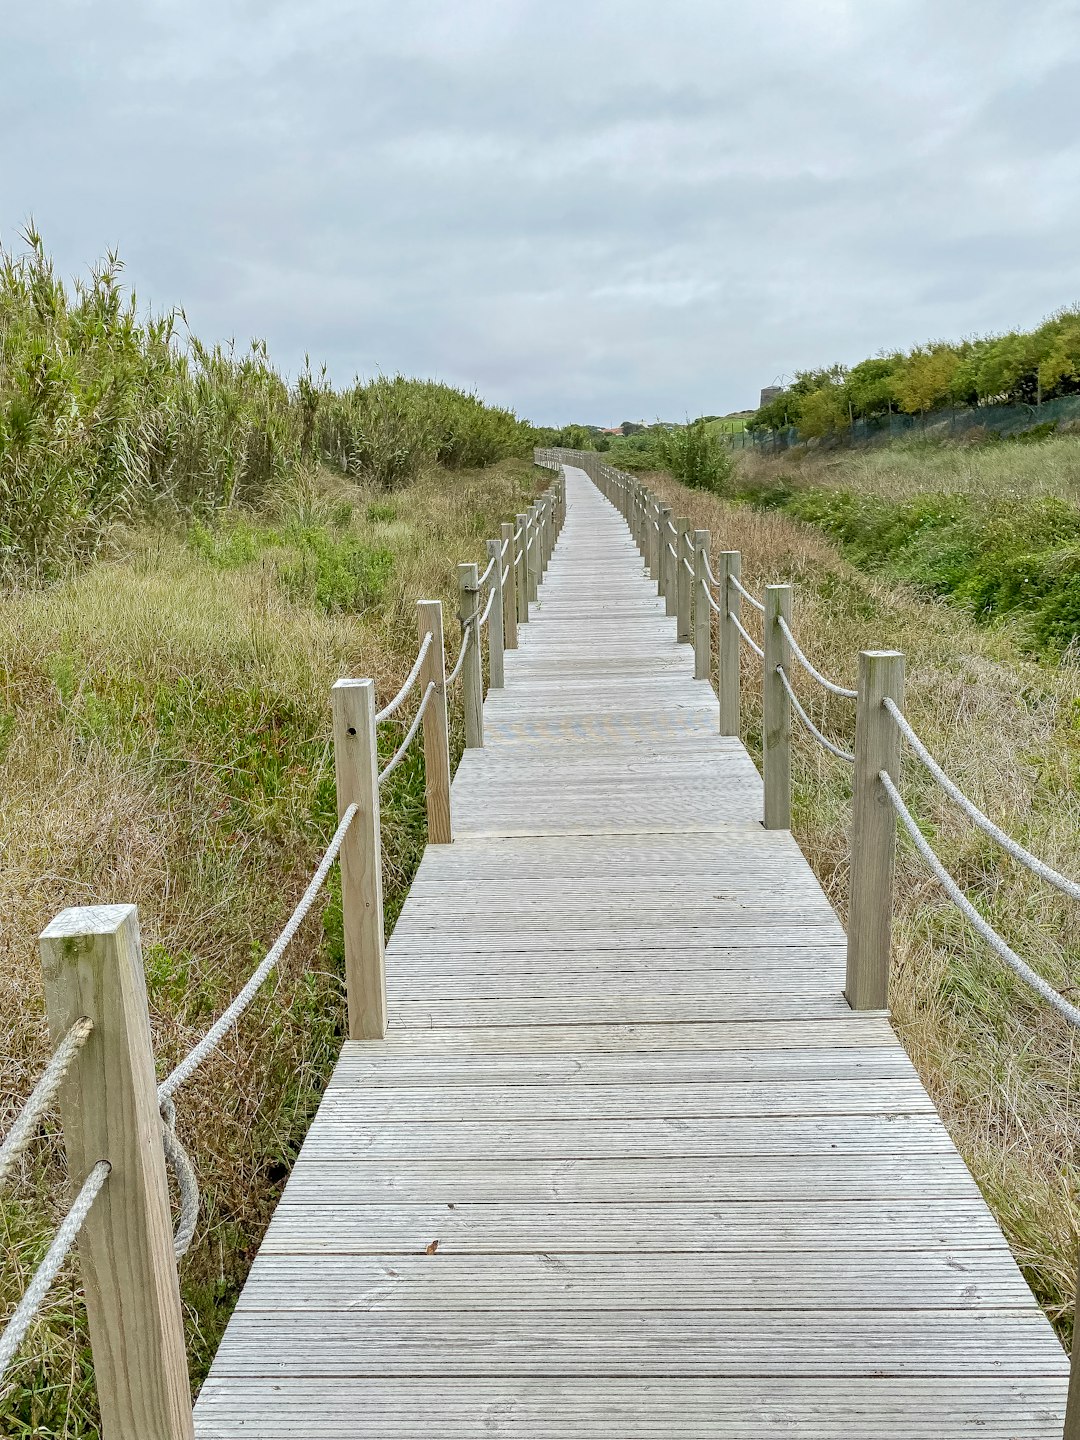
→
(759, 386, 784, 408)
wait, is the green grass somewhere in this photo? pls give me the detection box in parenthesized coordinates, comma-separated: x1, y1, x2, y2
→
(0, 457, 542, 1435)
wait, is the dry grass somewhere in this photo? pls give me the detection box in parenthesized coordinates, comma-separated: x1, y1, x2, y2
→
(0, 457, 540, 1435)
(644, 466, 1080, 1334)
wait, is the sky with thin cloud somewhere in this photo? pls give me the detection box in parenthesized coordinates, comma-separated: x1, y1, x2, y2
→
(3, 0, 1079, 424)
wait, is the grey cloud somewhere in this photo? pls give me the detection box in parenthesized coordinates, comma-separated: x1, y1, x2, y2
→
(3, 0, 1080, 422)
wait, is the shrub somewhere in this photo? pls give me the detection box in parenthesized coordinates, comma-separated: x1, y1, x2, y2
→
(654, 418, 735, 493)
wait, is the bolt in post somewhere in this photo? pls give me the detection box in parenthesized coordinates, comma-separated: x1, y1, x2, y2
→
(486, 540, 505, 688)
(693, 529, 712, 681)
(676, 517, 692, 642)
(763, 585, 793, 830)
(718, 552, 742, 736)
(416, 601, 451, 843)
(515, 513, 529, 623)
(458, 562, 484, 748)
(846, 650, 905, 1010)
(501, 522, 518, 649)
(332, 678, 387, 1037)
(39, 904, 195, 1440)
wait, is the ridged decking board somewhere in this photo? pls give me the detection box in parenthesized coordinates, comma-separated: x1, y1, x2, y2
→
(194, 467, 1069, 1437)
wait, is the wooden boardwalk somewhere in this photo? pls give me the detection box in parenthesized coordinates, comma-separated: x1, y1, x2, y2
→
(194, 466, 1069, 1437)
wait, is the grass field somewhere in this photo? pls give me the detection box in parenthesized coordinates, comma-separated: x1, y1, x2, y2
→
(638, 458, 1080, 1346)
(0, 456, 540, 1435)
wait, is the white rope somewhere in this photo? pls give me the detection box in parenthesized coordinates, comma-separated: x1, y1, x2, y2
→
(446, 623, 473, 685)
(701, 551, 718, 587)
(515, 548, 524, 565)
(699, 578, 725, 615)
(502, 565, 510, 586)
(666, 542, 678, 560)
(158, 803, 358, 1103)
(500, 536, 510, 559)
(776, 666, 856, 763)
(0, 1019, 93, 1190)
(682, 557, 694, 577)
(883, 699, 1080, 901)
(0, 1160, 110, 1379)
(879, 771, 1080, 1028)
(514, 525, 523, 541)
(477, 555, 497, 587)
(729, 574, 766, 613)
(477, 586, 497, 630)
(378, 683, 435, 785)
(374, 632, 433, 723)
(778, 617, 858, 700)
(159, 1095, 199, 1258)
(729, 610, 764, 659)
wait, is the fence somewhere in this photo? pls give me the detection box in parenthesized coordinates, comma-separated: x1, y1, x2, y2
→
(0, 470, 565, 1436)
(543, 445, 1080, 1438)
(729, 393, 1080, 452)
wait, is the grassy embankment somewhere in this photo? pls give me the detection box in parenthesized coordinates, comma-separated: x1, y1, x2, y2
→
(0, 232, 543, 1435)
(641, 439, 1079, 1344)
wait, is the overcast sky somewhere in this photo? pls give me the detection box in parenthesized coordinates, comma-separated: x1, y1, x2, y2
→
(3, 1, 1079, 425)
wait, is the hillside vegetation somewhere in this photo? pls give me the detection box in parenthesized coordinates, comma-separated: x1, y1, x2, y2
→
(750, 305, 1080, 438)
(736, 436, 1080, 656)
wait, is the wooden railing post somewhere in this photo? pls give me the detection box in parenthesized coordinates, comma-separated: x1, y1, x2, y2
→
(763, 584, 793, 830)
(417, 600, 451, 844)
(39, 904, 194, 1440)
(458, 562, 484, 748)
(718, 551, 742, 736)
(332, 678, 386, 1037)
(486, 540, 505, 688)
(676, 516, 691, 643)
(515, 513, 529, 623)
(693, 529, 712, 681)
(526, 506, 539, 603)
(501, 522, 518, 649)
(647, 496, 660, 582)
(845, 650, 905, 1010)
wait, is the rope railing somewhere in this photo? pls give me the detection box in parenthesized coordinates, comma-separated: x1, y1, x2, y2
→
(776, 666, 856, 763)
(699, 578, 726, 615)
(477, 585, 497, 630)
(158, 802, 358, 1106)
(378, 683, 435, 785)
(375, 631, 433, 723)
(883, 698, 1080, 903)
(729, 609, 764, 659)
(446, 621, 473, 685)
(729, 573, 766, 613)
(477, 554, 498, 587)
(879, 771, 1080, 1028)
(0, 1018, 93, 1190)
(0, 1160, 111, 1380)
(778, 616, 858, 700)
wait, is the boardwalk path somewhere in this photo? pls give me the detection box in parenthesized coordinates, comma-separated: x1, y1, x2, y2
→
(195, 466, 1068, 1436)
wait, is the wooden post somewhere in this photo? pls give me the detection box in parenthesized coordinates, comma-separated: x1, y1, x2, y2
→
(845, 650, 905, 1010)
(648, 497, 660, 582)
(486, 540, 505, 688)
(500, 522, 518, 649)
(458, 562, 484, 748)
(1065, 1276, 1080, 1440)
(718, 552, 742, 737)
(515, 513, 529, 623)
(693, 529, 712, 681)
(526, 507, 539, 602)
(676, 517, 691, 643)
(541, 495, 552, 572)
(417, 600, 451, 844)
(39, 904, 195, 1440)
(763, 584, 793, 830)
(662, 510, 678, 617)
(332, 678, 386, 1038)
